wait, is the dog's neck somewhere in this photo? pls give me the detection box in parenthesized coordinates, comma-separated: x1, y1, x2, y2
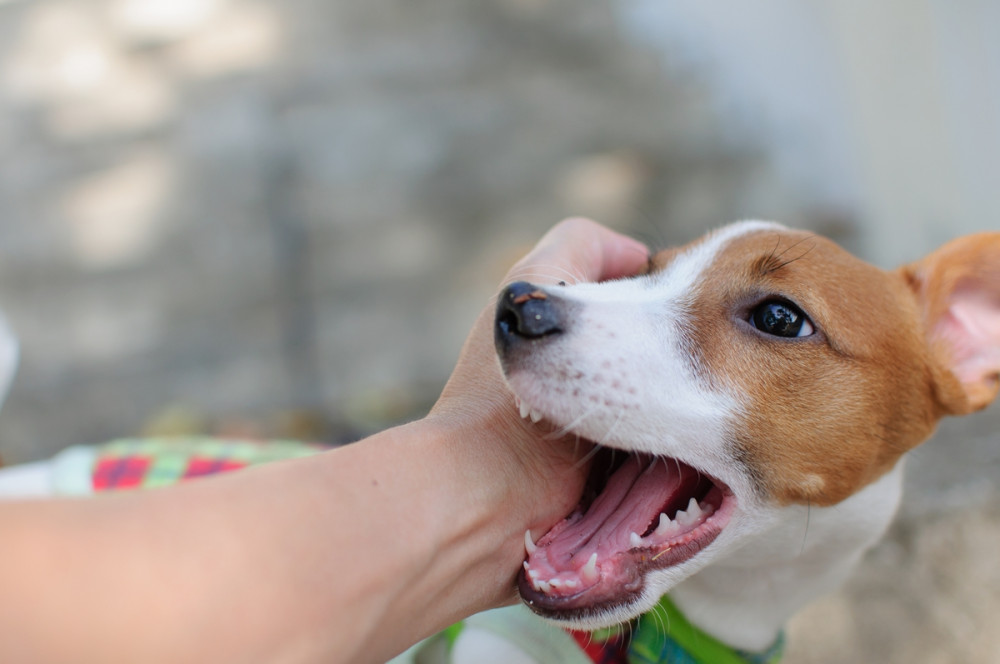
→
(670, 463, 905, 651)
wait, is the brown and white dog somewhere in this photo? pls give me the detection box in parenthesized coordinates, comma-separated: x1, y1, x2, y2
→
(482, 221, 1000, 656)
(0, 221, 996, 661)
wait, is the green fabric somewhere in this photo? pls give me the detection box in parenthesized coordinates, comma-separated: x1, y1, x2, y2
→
(102, 438, 323, 490)
(464, 606, 592, 664)
(442, 622, 465, 649)
(49, 437, 327, 494)
(628, 595, 784, 664)
(387, 605, 591, 664)
(390, 598, 783, 664)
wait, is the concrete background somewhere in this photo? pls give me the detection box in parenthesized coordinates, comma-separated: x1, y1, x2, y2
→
(0, 1, 997, 661)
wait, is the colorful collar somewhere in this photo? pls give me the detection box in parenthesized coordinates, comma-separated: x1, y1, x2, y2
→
(569, 595, 784, 664)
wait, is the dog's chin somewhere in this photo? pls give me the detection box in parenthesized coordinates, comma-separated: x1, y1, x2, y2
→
(514, 400, 736, 626)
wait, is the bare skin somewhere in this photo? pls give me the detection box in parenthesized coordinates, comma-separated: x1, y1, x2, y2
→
(0, 218, 649, 664)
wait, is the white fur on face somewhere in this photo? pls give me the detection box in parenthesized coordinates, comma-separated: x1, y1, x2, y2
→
(506, 221, 783, 504)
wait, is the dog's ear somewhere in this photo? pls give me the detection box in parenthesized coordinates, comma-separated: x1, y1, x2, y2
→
(901, 232, 1000, 415)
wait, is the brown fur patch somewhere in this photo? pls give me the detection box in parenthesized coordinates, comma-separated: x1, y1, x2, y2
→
(655, 229, 944, 506)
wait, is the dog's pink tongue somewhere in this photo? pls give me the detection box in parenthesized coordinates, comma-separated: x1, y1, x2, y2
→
(524, 455, 686, 592)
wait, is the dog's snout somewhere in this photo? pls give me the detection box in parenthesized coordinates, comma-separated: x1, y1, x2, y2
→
(495, 281, 564, 349)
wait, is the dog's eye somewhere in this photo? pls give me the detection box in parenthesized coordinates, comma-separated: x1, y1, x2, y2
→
(751, 301, 814, 338)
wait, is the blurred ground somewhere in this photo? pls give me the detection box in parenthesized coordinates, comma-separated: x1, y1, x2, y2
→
(787, 412, 1000, 663)
(788, 501, 1000, 664)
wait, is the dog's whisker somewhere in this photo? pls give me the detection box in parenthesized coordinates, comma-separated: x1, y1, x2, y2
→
(560, 263, 590, 283)
(572, 442, 604, 472)
(524, 257, 593, 283)
(650, 605, 667, 637)
(508, 264, 588, 286)
(800, 501, 812, 556)
(594, 407, 626, 449)
(542, 260, 590, 284)
(623, 205, 668, 252)
(544, 407, 598, 441)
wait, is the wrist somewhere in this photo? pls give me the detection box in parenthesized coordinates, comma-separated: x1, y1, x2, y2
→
(419, 403, 591, 588)
(327, 416, 532, 660)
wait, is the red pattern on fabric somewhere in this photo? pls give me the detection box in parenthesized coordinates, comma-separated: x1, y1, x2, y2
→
(568, 629, 629, 664)
(184, 456, 247, 478)
(93, 456, 152, 490)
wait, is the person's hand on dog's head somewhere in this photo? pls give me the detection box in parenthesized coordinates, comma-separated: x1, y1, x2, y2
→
(430, 218, 649, 592)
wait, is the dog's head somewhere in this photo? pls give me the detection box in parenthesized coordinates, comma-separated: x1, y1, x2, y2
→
(495, 221, 1000, 628)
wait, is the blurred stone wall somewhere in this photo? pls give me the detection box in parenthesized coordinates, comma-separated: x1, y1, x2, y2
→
(0, 0, 820, 461)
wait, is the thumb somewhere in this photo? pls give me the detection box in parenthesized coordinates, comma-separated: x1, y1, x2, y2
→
(506, 218, 649, 286)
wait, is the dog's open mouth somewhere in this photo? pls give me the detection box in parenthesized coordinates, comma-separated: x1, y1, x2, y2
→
(520, 445, 734, 618)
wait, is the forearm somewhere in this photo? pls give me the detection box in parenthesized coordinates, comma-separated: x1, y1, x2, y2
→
(309, 418, 533, 662)
(0, 420, 527, 663)
(0, 218, 646, 663)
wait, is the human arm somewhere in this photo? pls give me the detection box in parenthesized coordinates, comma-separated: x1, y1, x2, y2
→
(0, 218, 649, 663)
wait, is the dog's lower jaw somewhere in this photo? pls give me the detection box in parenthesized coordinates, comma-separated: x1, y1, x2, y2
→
(667, 463, 905, 652)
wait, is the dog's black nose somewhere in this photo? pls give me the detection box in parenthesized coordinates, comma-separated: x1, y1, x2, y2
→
(495, 281, 563, 343)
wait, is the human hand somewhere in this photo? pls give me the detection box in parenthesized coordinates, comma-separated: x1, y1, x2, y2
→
(428, 218, 649, 598)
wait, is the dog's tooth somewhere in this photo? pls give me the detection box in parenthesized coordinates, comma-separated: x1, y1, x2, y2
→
(676, 503, 703, 529)
(523, 561, 530, 571)
(629, 531, 643, 548)
(519, 401, 531, 419)
(655, 512, 668, 532)
(524, 530, 537, 555)
(528, 569, 540, 579)
(686, 497, 702, 519)
(549, 579, 563, 588)
(673, 498, 702, 529)
(564, 579, 579, 588)
(529, 409, 544, 423)
(537, 580, 551, 593)
(654, 512, 675, 537)
(582, 552, 599, 582)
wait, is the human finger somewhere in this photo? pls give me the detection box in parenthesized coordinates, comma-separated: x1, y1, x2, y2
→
(506, 217, 649, 286)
